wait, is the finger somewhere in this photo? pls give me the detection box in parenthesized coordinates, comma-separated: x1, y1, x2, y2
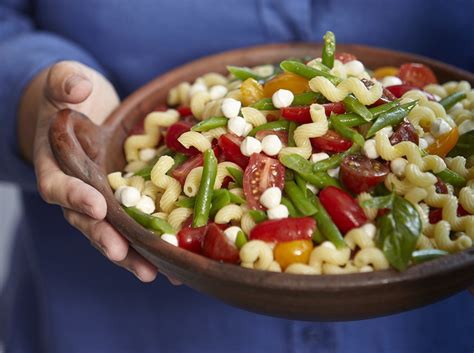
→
(114, 247, 158, 283)
(63, 209, 129, 262)
(44, 61, 93, 105)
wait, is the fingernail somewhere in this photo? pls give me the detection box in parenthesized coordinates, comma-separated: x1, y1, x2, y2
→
(64, 75, 85, 95)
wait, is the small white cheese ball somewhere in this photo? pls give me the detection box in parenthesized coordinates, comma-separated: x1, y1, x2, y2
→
(224, 226, 242, 244)
(260, 187, 282, 209)
(418, 138, 428, 150)
(240, 136, 262, 156)
(430, 118, 452, 138)
(310, 152, 330, 163)
(363, 139, 379, 159)
(306, 184, 319, 195)
(458, 119, 474, 135)
(221, 98, 241, 118)
(161, 233, 178, 246)
(381, 75, 403, 87)
(261, 134, 283, 156)
(242, 122, 253, 137)
(379, 126, 393, 138)
(267, 204, 289, 220)
(390, 158, 408, 177)
(320, 241, 336, 250)
(228, 116, 248, 137)
(120, 186, 141, 207)
(344, 60, 365, 76)
(209, 85, 228, 100)
(423, 133, 435, 146)
(361, 223, 377, 239)
(135, 195, 156, 214)
(114, 186, 127, 202)
(139, 148, 157, 162)
(327, 167, 340, 178)
(449, 102, 463, 112)
(189, 82, 207, 97)
(272, 89, 294, 108)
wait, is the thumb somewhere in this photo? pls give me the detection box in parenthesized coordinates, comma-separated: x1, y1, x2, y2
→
(44, 61, 93, 105)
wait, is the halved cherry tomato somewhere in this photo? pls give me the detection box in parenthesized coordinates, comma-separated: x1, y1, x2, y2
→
(202, 223, 240, 263)
(218, 133, 249, 169)
(311, 130, 353, 153)
(177, 105, 193, 117)
(373, 66, 399, 80)
(240, 78, 265, 106)
(177, 225, 207, 254)
(274, 239, 314, 270)
(429, 204, 470, 224)
(263, 72, 310, 97)
(389, 119, 419, 145)
(319, 186, 368, 233)
(281, 103, 345, 124)
(323, 102, 346, 116)
(243, 154, 285, 210)
(255, 130, 288, 146)
(398, 63, 437, 89)
(249, 217, 316, 242)
(172, 147, 220, 185)
(340, 154, 389, 194)
(426, 127, 459, 158)
(336, 52, 357, 63)
(384, 84, 436, 101)
(166, 121, 199, 156)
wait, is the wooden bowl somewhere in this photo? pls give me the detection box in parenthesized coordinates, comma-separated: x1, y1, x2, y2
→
(49, 43, 474, 321)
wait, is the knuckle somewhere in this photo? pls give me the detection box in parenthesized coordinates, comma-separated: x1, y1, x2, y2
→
(37, 177, 52, 203)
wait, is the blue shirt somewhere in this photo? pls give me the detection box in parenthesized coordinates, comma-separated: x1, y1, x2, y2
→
(0, 1, 473, 352)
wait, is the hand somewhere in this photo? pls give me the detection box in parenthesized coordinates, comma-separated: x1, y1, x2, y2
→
(18, 61, 160, 282)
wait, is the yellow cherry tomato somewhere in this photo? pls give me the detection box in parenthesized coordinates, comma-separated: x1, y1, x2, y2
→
(426, 127, 459, 158)
(240, 78, 265, 106)
(273, 239, 314, 270)
(373, 66, 399, 80)
(263, 72, 310, 97)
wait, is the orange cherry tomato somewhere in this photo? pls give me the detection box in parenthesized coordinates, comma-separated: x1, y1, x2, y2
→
(426, 127, 459, 157)
(373, 66, 399, 80)
(240, 78, 264, 106)
(273, 239, 314, 270)
(263, 72, 310, 97)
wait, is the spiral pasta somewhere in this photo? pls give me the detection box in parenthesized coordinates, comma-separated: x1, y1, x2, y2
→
(108, 172, 128, 190)
(167, 207, 193, 231)
(190, 91, 212, 120)
(353, 248, 390, 270)
(178, 131, 212, 152)
(214, 204, 244, 224)
(183, 162, 242, 197)
(240, 240, 274, 270)
(150, 156, 182, 213)
(241, 107, 267, 127)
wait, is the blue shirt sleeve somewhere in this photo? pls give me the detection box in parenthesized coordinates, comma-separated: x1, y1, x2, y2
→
(0, 1, 107, 190)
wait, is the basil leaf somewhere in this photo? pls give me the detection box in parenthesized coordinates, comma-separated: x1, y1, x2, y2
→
(447, 130, 474, 158)
(361, 194, 394, 209)
(376, 195, 421, 271)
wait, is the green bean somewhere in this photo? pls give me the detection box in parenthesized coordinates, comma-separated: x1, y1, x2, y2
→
(292, 92, 324, 106)
(124, 206, 175, 234)
(209, 189, 231, 218)
(249, 210, 267, 223)
(294, 173, 308, 196)
(192, 116, 228, 132)
(193, 149, 218, 227)
(343, 94, 373, 121)
(312, 197, 346, 248)
(369, 99, 401, 117)
(439, 92, 466, 111)
(312, 227, 325, 244)
(365, 101, 417, 138)
(285, 168, 295, 181)
(227, 65, 263, 81)
(280, 196, 299, 217)
(280, 60, 342, 85)
(251, 97, 275, 110)
(412, 249, 448, 264)
(305, 60, 331, 73)
(435, 168, 466, 187)
(288, 121, 297, 147)
(226, 167, 243, 187)
(284, 181, 317, 216)
(329, 113, 366, 128)
(248, 120, 289, 137)
(331, 115, 365, 147)
(235, 230, 248, 249)
(322, 31, 336, 69)
(229, 192, 246, 205)
(176, 197, 195, 208)
(312, 144, 359, 172)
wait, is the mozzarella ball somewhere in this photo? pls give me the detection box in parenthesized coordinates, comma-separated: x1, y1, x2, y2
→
(423, 133, 435, 146)
(327, 167, 340, 178)
(363, 139, 379, 159)
(209, 85, 228, 100)
(240, 136, 262, 156)
(139, 148, 157, 162)
(430, 118, 452, 138)
(381, 76, 402, 87)
(418, 138, 428, 150)
(259, 187, 282, 209)
(228, 116, 248, 137)
(261, 134, 283, 156)
(135, 195, 156, 214)
(344, 60, 365, 76)
(390, 158, 408, 177)
(310, 152, 330, 163)
(272, 89, 294, 108)
(267, 204, 289, 220)
(114, 186, 127, 202)
(161, 233, 178, 246)
(120, 186, 141, 207)
(221, 98, 241, 118)
(224, 226, 242, 244)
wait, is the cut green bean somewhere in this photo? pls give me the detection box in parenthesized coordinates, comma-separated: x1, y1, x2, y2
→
(312, 227, 325, 244)
(439, 92, 466, 111)
(343, 94, 373, 122)
(312, 144, 359, 172)
(249, 210, 267, 223)
(280, 196, 299, 217)
(124, 206, 175, 234)
(248, 120, 289, 137)
(192, 116, 228, 132)
(312, 197, 346, 248)
(176, 197, 195, 208)
(306, 60, 331, 73)
(193, 149, 218, 227)
(292, 91, 324, 106)
(412, 249, 448, 264)
(229, 192, 246, 205)
(369, 99, 401, 117)
(330, 113, 366, 128)
(284, 181, 317, 216)
(288, 121, 297, 147)
(235, 230, 248, 249)
(331, 115, 365, 147)
(227, 65, 263, 81)
(226, 167, 243, 187)
(435, 168, 466, 187)
(280, 60, 342, 85)
(322, 31, 336, 69)
(365, 101, 417, 138)
(251, 97, 275, 110)
(295, 173, 308, 196)
(209, 189, 231, 218)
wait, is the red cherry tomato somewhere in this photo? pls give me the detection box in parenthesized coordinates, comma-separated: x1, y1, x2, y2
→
(177, 225, 207, 254)
(172, 147, 220, 185)
(340, 154, 389, 194)
(218, 133, 249, 169)
(371, 87, 397, 106)
(255, 130, 288, 146)
(384, 84, 437, 101)
(243, 154, 285, 210)
(429, 205, 470, 224)
(166, 121, 200, 156)
(281, 103, 345, 124)
(389, 119, 419, 145)
(311, 130, 353, 153)
(398, 63, 438, 89)
(202, 223, 240, 263)
(323, 102, 346, 116)
(319, 186, 368, 233)
(434, 177, 449, 194)
(177, 105, 193, 117)
(336, 52, 357, 64)
(249, 217, 316, 242)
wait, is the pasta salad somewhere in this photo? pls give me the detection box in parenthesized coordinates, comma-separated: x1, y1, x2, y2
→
(108, 32, 474, 275)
